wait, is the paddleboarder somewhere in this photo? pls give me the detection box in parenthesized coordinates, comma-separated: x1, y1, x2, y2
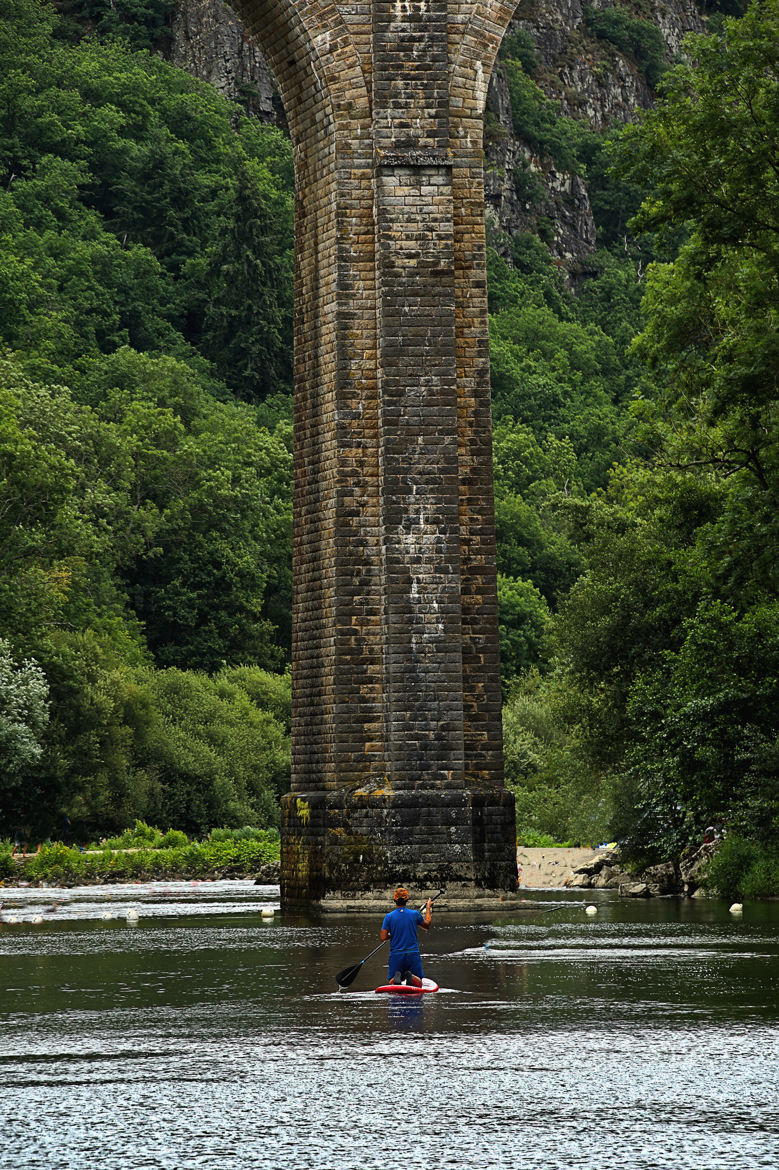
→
(380, 887, 432, 987)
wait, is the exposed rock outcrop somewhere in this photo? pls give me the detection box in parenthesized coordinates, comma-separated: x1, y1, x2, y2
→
(679, 841, 720, 896)
(483, 0, 707, 271)
(171, 0, 279, 122)
(484, 67, 597, 271)
(508, 0, 706, 128)
(254, 861, 281, 885)
(566, 839, 721, 897)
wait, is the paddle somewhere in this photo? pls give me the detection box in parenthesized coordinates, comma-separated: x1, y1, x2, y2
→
(335, 888, 445, 988)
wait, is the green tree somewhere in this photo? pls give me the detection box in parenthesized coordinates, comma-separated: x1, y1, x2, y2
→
(617, 0, 779, 506)
(502, 672, 608, 845)
(621, 600, 779, 856)
(0, 2, 299, 838)
(0, 351, 293, 835)
(138, 668, 290, 833)
(493, 422, 586, 610)
(28, 629, 157, 838)
(82, 348, 293, 671)
(197, 159, 294, 401)
(0, 638, 49, 782)
(0, 0, 294, 400)
(497, 574, 550, 683)
(489, 282, 630, 490)
(544, 1, 779, 857)
(0, 355, 137, 651)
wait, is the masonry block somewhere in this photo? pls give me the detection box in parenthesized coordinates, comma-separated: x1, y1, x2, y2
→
(232, 0, 519, 908)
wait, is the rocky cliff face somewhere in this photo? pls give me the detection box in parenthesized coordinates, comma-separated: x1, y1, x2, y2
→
(513, 0, 705, 127)
(169, 0, 707, 273)
(170, 0, 280, 123)
(483, 63, 599, 272)
(483, 0, 706, 270)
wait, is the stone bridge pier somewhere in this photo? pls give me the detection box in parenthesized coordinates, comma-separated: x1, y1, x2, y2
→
(232, 0, 520, 909)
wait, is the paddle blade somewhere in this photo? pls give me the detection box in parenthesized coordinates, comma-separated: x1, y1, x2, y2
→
(335, 961, 363, 988)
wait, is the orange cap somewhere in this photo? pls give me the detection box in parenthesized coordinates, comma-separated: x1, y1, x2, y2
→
(393, 886, 409, 903)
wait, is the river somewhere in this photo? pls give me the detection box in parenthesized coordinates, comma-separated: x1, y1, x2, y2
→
(1, 881, 777, 1169)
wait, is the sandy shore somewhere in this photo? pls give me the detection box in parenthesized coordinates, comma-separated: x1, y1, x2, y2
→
(516, 847, 603, 889)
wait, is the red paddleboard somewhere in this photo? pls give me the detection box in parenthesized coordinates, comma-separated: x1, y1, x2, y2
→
(375, 978, 439, 995)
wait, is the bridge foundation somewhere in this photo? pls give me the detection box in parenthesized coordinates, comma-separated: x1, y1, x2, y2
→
(281, 786, 518, 910)
(232, 0, 520, 908)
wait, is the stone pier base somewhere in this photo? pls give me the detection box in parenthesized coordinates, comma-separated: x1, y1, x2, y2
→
(280, 786, 518, 911)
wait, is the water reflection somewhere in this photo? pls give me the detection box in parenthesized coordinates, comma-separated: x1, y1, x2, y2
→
(1, 881, 777, 1168)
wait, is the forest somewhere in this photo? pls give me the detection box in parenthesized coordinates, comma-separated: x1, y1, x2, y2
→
(1, 0, 776, 891)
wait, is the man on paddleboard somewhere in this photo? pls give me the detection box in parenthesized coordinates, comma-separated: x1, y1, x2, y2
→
(380, 887, 432, 987)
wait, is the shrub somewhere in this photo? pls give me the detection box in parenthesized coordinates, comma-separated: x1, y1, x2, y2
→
(705, 836, 779, 899)
(584, 6, 666, 88)
(500, 29, 538, 74)
(209, 826, 279, 844)
(0, 839, 14, 879)
(513, 162, 545, 206)
(159, 829, 188, 849)
(100, 820, 164, 850)
(741, 854, 779, 900)
(25, 842, 83, 883)
(517, 829, 574, 848)
(501, 60, 601, 173)
(12, 829, 280, 884)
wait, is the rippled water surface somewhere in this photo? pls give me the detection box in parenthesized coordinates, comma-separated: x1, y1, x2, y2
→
(1, 881, 777, 1169)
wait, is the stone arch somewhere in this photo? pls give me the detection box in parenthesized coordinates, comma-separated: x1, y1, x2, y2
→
(449, 0, 521, 131)
(232, 1, 370, 136)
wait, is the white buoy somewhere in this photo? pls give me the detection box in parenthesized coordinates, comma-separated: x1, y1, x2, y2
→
(125, 908, 139, 922)
(261, 906, 275, 919)
(5, 915, 18, 924)
(585, 904, 598, 916)
(729, 902, 743, 914)
(101, 911, 115, 920)
(31, 915, 44, 924)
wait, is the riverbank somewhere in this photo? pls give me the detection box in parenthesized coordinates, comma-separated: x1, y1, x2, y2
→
(0, 838, 280, 888)
(516, 846, 605, 888)
(523, 842, 714, 898)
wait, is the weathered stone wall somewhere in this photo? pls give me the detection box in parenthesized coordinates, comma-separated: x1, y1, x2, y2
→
(282, 785, 517, 907)
(225, 1, 518, 906)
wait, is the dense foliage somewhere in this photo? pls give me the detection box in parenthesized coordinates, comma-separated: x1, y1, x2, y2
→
(704, 836, 779, 900)
(1, 0, 293, 401)
(500, 0, 779, 868)
(0, 638, 50, 780)
(1, 0, 775, 886)
(0, 0, 293, 840)
(583, 6, 667, 87)
(54, 1, 177, 52)
(3, 822, 281, 885)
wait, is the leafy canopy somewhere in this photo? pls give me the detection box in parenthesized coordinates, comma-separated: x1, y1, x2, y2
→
(0, 0, 294, 402)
